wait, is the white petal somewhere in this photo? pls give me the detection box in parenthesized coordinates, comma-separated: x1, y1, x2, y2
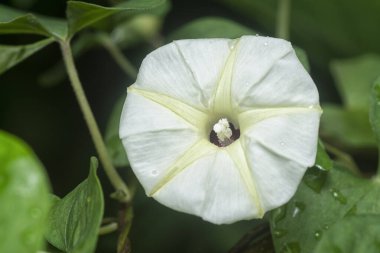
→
(153, 150, 259, 224)
(122, 130, 198, 194)
(244, 111, 320, 167)
(242, 111, 320, 211)
(243, 137, 306, 211)
(231, 36, 319, 111)
(119, 92, 194, 138)
(119, 92, 200, 193)
(135, 39, 231, 109)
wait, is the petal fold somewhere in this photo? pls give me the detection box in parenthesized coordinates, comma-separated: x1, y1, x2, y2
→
(153, 150, 260, 224)
(135, 39, 231, 110)
(231, 36, 319, 111)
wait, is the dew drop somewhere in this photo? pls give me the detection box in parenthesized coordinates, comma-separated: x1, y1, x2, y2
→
(330, 188, 347, 204)
(228, 40, 236, 50)
(86, 197, 91, 203)
(292, 201, 305, 218)
(273, 228, 287, 238)
(280, 142, 285, 146)
(151, 169, 158, 176)
(272, 205, 287, 225)
(264, 42, 268, 46)
(304, 166, 328, 193)
(314, 230, 322, 240)
(323, 224, 329, 230)
(280, 242, 300, 253)
(255, 34, 260, 37)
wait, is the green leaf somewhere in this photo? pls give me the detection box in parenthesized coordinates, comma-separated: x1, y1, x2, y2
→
(105, 95, 129, 167)
(320, 105, 376, 148)
(314, 215, 380, 253)
(331, 55, 380, 110)
(320, 54, 380, 149)
(0, 38, 54, 75)
(66, 0, 167, 38)
(0, 130, 51, 253)
(216, 0, 380, 67)
(168, 16, 256, 40)
(370, 76, 380, 145)
(315, 140, 333, 171)
(269, 166, 370, 253)
(0, 4, 67, 39)
(45, 157, 104, 253)
(294, 47, 310, 73)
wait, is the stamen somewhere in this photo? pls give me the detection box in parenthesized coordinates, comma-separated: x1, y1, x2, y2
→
(213, 118, 233, 142)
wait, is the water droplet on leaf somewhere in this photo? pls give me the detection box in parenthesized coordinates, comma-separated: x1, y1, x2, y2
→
(314, 230, 322, 240)
(272, 205, 287, 225)
(292, 201, 305, 218)
(330, 188, 347, 204)
(274, 228, 287, 238)
(304, 166, 328, 193)
(264, 42, 268, 46)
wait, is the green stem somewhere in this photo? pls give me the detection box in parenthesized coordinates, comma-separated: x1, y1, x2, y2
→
(276, 0, 291, 40)
(97, 33, 138, 79)
(60, 40, 130, 202)
(99, 222, 118, 235)
(324, 143, 360, 175)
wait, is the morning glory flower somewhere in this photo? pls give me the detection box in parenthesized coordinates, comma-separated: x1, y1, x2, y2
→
(119, 35, 321, 224)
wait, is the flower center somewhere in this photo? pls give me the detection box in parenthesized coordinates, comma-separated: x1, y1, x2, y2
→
(209, 118, 240, 147)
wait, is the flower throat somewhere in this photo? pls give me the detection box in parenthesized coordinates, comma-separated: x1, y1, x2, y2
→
(209, 118, 240, 147)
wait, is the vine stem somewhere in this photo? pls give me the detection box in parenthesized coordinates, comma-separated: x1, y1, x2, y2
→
(60, 40, 130, 202)
(276, 0, 291, 40)
(99, 222, 118, 235)
(96, 33, 138, 79)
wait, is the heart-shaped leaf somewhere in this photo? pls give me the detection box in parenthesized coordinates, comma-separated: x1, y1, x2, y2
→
(0, 4, 67, 39)
(45, 157, 104, 253)
(66, 0, 167, 38)
(0, 38, 54, 75)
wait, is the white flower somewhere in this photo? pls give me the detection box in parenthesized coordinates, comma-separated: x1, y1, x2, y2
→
(119, 36, 321, 224)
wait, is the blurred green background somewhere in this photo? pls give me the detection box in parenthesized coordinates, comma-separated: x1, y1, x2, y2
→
(1, 0, 380, 252)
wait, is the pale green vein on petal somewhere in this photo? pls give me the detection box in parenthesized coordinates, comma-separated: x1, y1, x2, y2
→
(226, 139, 264, 217)
(149, 139, 216, 195)
(239, 105, 322, 133)
(128, 86, 211, 133)
(212, 39, 240, 121)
